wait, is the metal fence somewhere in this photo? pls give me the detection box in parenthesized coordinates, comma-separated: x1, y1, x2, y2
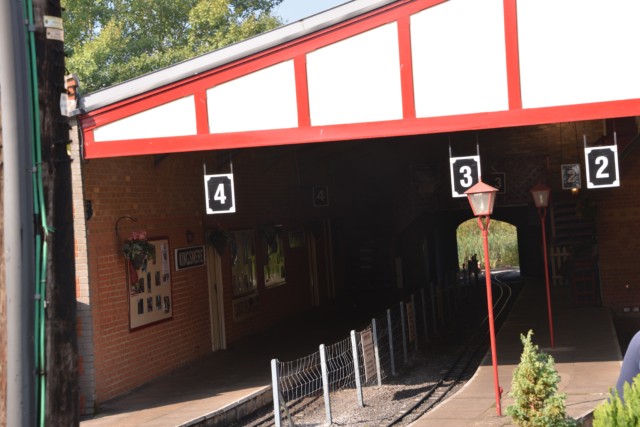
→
(270, 281, 467, 426)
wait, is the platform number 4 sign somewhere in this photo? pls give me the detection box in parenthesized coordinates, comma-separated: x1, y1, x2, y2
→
(204, 174, 236, 214)
(585, 145, 620, 189)
(450, 156, 481, 198)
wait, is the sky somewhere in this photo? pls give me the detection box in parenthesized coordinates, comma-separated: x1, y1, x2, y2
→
(274, 0, 352, 23)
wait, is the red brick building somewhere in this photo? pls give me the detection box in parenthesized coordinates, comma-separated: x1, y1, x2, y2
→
(69, 0, 640, 414)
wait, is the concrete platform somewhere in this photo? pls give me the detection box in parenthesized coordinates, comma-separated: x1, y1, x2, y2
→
(80, 303, 372, 426)
(81, 280, 623, 427)
(410, 282, 623, 427)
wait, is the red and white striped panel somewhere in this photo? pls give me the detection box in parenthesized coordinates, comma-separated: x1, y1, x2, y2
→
(82, 0, 640, 158)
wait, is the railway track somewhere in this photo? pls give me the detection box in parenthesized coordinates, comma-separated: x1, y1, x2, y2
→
(234, 271, 518, 427)
(385, 272, 514, 426)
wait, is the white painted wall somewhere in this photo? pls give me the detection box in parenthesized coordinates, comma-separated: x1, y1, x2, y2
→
(93, 0, 640, 146)
(518, 0, 640, 108)
(307, 22, 403, 126)
(411, 0, 509, 118)
(207, 60, 298, 133)
(93, 96, 197, 142)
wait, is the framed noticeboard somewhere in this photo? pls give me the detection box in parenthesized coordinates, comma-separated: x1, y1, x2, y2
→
(128, 238, 172, 329)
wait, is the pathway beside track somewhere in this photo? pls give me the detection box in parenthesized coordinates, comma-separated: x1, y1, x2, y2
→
(410, 281, 622, 426)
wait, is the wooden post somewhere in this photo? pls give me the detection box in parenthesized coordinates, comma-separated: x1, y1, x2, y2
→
(32, 0, 79, 423)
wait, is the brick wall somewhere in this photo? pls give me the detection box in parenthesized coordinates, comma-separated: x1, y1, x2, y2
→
(479, 120, 640, 312)
(80, 118, 640, 406)
(595, 141, 640, 312)
(201, 147, 317, 343)
(69, 119, 96, 415)
(84, 152, 214, 403)
(83, 147, 316, 405)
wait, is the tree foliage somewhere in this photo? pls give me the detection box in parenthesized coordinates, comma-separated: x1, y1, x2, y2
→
(507, 330, 576, 427)
(593, 375, 640, 427)
(62, 0, 284, 93)
(456, 218, 519, 269)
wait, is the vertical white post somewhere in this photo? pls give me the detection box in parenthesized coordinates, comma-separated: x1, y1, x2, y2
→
(350, 331, 364, 407)
(372, 318, 382, 387)
(400, 301, 408, 364)
(271, 359, 282, 427)
(387, 309, 396, 376)
(421, 288, 429, 342)
(319, 344, 332, 425)
(411, 294, 419, 351)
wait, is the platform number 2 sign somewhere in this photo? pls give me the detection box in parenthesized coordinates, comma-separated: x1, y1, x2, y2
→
(585, 145, 620, 189)
(450, 156, 481, 198)
(204, 174, 236, 214)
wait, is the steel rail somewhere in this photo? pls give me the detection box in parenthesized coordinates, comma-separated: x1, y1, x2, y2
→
(385, 271, 515, 426)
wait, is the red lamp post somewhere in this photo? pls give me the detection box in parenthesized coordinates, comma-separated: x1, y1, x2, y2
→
(464, 181, 502, 416)
(530, 183, 555, 348)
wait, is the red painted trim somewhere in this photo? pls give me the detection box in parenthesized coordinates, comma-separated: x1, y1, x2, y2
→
(84, 98, 640, 159)
(81, 0, 448, 132)
(294, 56, 311, 128)
(194, 89, 209, 135)
(83, 130, 95, 159)
(397, 16, 416, 119)
(503, 0, 522, 110)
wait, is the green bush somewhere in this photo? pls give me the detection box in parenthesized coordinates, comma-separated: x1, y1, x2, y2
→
(507, 330, 576, 427)
(593, 375, 640, 426)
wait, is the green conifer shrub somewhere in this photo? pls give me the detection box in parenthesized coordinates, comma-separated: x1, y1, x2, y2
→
(593, 374, 640, 426)
(507, 330, 576, 427)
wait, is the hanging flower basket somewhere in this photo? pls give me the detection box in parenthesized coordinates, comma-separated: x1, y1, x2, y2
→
(208, 229, 230, 257)
(123, 231, 156, 269)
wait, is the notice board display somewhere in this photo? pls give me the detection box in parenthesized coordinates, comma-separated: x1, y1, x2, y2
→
(128, 238, 172, 329)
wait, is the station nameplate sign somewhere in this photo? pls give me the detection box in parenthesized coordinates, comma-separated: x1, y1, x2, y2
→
(174, 246, 205, 271)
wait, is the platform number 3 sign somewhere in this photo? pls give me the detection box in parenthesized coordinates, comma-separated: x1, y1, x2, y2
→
(204, 174, 236, 214)
(449, 156, 481, 198)
(585, 145, 620, 189)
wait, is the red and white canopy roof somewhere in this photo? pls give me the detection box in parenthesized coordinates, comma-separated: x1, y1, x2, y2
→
(79, 0, 640, 159)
